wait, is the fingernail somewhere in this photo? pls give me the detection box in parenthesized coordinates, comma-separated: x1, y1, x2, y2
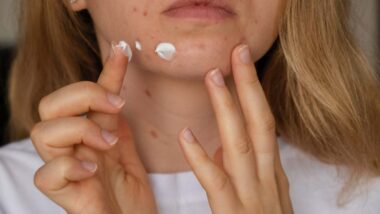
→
(81, 161, 98, 173)
(209, 69, 225, 87)
(239, 45, 251, 65)
(101, 129, 119, 146)
(112, 41, 133, 62)
(182, 128, 195, 144)
(107, 92, 126, 108)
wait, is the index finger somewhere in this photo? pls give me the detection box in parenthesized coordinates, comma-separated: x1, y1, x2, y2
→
(98, 41, 132, 93)
(89, 41, 132, 131)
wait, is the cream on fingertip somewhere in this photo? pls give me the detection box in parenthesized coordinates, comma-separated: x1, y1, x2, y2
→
(112, 41, 133, 62)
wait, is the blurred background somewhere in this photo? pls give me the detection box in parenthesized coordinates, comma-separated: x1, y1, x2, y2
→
(0, 0, 379, 146)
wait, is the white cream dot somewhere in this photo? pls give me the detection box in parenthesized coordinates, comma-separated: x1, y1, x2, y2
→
(135, 41, 142, 51)
(155, 42, 176, 61)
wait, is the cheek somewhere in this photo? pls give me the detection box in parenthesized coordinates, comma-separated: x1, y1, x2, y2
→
(243, 0, 283, 61)
(87, 0, 156, 43)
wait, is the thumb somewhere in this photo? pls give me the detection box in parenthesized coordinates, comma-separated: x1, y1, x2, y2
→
(89, 41, 132, 131)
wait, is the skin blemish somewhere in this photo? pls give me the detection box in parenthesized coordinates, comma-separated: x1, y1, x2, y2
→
(143, 10, 148, 16)
(144, 89, 152, 97)
(133, 7, 138, 12)
(150, 130, 158, 139)
(197, 43, 205, 50)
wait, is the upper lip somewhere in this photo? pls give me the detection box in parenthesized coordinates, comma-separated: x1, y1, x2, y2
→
(163, 0, 236, 15)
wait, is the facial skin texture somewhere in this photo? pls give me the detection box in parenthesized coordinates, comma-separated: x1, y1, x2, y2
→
(87, 0, 284, 79)
(78, 0, 285, 172)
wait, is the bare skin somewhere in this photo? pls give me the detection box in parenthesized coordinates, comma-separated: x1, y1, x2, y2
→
(83, 0, 285, 173)
(30, 0, 293, 213)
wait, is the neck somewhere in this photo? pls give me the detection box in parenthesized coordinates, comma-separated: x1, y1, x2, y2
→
(120, 63, 227, 173)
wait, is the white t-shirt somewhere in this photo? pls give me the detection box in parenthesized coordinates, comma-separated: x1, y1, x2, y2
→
(0, 137, 379, 214)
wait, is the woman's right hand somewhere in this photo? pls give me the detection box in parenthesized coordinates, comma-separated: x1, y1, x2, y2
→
(31, 43, 157, 214)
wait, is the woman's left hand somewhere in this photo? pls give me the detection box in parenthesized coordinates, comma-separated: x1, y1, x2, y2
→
(178, 44, 293, 214)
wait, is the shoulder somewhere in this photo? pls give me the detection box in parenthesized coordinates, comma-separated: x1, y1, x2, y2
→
(0, 138, 64, 213)
(278, 136, 380, 214)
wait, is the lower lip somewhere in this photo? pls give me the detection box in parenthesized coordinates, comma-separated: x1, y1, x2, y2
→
(163, 6, 234, 21)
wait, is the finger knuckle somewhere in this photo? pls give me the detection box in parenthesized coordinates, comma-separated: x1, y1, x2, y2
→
(30, 123, 47, 147)
(57, 156, 75, 169)
(262, 115, 276, 134)
(266, 181, 280, 199)
(209, 172, 230, 192)
(223, 97, 236, 111)
(81, 81, 104, 107)
(56, 156, 76, 177)
(81, 118, 97, 132)
(34, 165, 56, 192)
(38, 95, 51, 120)
(81, 81, 102, 96)
(30, 123, 40, 143)
(34, 168, 46, 190)
(246, 75, 261, 89)
(125, 175, 144, 196)
(246, 118, 276, 140)
(234, 138, 253, 154)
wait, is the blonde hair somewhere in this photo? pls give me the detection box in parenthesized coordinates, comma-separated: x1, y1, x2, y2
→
(8, 0, 380, 203)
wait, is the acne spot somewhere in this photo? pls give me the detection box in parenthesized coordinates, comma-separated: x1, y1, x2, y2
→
(150, 130, 158, 139)
(145, 89, 152, 98)
(133, 7, 138, 12)
(143, 10, 148, 16)
(197, 43, 205, 50)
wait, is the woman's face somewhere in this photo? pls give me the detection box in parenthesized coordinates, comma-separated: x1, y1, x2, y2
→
(85, 0, 285, 79)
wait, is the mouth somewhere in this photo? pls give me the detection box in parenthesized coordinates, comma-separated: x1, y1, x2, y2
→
(162, 0, 236, 21)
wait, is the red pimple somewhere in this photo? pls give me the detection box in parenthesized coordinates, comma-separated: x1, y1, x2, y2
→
(150, 130, 158, 139)
(133, 7, 138, 12)
(143, 11, 148, 16)
(145, 89, 152, 97)
(198, 43, 205, 49)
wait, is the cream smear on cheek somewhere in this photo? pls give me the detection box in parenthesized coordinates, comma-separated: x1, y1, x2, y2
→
(155, 42, 176, 61)
(122, 40, 176, 61)
(135, 41, 142, 51)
